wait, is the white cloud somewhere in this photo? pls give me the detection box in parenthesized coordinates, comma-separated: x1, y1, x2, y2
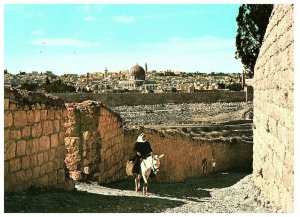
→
(31, 30, 44, 35)
(76, 5, 104, 14)
(29, 38, 99, 47)
(83, 16, 96, 21)
(113, 16, 135, 24)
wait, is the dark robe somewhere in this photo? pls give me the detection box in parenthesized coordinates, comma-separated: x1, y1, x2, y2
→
(132, 141, 152, 174)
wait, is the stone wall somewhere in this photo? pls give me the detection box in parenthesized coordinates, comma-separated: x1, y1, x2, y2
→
(63, 101, 252, 185)
(98, 104, 124, 183)
(4, 88, 253, 192)
(64, 101, 124, 183)
(253, 5, 294, 212)
(4, 88, 74, 192)
(123, 129, 253, 183)
(52, 91, 246, 106)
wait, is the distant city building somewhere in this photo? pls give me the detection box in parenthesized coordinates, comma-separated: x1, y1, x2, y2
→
(119, 63, 146, 90)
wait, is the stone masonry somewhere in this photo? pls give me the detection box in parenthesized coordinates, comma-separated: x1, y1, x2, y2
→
(253, 5, 294, 212)
(63, 101, 252, 185)
(123, 128, 252, 183)
(64, 101, 124, 183)
(4, 88, 74, 192)
(4, 89, 253, 192)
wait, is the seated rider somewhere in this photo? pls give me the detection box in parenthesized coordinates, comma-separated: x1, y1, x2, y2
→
(131, 133, 153, 175)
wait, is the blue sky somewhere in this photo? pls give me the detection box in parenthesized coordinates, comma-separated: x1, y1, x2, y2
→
(4, 4, 243, 75)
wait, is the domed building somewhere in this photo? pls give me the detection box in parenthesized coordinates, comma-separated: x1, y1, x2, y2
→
(119, 63, 146, 90)
(130, 64, 146, 80)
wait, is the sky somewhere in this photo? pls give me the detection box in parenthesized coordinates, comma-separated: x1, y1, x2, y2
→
(4, 4, 244, 75)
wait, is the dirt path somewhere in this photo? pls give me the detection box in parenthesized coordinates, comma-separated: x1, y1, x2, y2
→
(5, 172, 276, 213)
(75, 173, 274, 213)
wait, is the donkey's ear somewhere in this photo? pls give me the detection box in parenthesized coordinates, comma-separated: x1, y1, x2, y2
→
(158, 154, 165, 159)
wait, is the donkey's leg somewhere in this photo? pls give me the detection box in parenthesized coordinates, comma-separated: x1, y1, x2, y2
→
(142, 173, 149, 196)
(135, 174, 140, 192)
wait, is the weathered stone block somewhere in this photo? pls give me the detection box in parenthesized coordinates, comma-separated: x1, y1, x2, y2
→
(9, 103, 17, 111)
(48, 110, 55, 120)
(10, 158, 21, 172)
(4, 111, 13, 128)
(33, 167, 40, 178)
(5, 161, 10, 175)
(27, 110, 35, 125)
(43, 151, 49, 163)
(37, 152, 44, 166)
(52, 158, 60, 170)
(53, 120, 60, 133)
(31, 122, 42, 138)
(50, 148, 56, 160)
(4, 99, 9, 111)
(10, 130, 21, 140)
(41, 110, 48, 120)
(59, 131, 65, 145)
(55, 110, 62, 120)
(50, 133, 59, 148)
(31, 138, 39, 154)
(45, 161, 54, 173)
(14, 111, 28, 127)
(43, 120, 54, 135)
(22, 156, 30, 169)
(22, 126, 31, 139)
(34, 110, 41, 122)
(57, 169, 66, 184)
(5, 140, 16, 160)
(30, 154, 38, 167)
(16, 140, 26, 156)
(40, 165, 46, 176)
(4, 129, 10, 142)
(39, 136, 51, 151)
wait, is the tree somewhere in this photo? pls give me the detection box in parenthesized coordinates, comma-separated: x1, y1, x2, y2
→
(227, 82, 243, 91)
(235, 4, 273, 78)
(45, 77, 51, 85)
(20, 83, 39, 91)
(217, 82, 226, 89)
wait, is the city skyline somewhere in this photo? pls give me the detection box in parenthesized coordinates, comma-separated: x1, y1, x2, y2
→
(4, 4, 243, 75)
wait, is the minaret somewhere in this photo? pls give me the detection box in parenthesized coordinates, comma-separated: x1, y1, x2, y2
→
(145, 63, 148, 73)
(104, 67, 108, 78)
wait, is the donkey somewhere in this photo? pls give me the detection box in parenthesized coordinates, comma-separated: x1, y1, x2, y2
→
(135, 154, 164, 195)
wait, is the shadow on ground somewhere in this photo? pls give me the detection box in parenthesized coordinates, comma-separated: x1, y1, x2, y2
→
(4, 187, 184, 213)
(103, 171, 250, 200)
(4, 171, 250, 213)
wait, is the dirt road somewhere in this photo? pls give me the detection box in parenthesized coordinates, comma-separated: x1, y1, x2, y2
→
(5, 172, 276, 213)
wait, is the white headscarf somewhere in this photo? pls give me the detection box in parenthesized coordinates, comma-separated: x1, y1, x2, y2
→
(137, 133, 146, 142)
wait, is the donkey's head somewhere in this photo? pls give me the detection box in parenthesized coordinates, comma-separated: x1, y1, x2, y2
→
(152, 154, 164, 175)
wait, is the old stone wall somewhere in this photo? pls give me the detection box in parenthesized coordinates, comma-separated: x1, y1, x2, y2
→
(253, 5, 294, 212)
(98, 105, 124, 183)
(123, 129, 252, 183)
(53, 91, 246, 106)
(64, 101, 102, 181)
(64, 101, 124, 183)
(4, 88, 74, 192)
(62, 101, 252, 185)
(4, 89, 252, 192)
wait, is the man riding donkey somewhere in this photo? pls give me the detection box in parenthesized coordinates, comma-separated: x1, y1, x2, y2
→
(128, 133, 164, 194)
